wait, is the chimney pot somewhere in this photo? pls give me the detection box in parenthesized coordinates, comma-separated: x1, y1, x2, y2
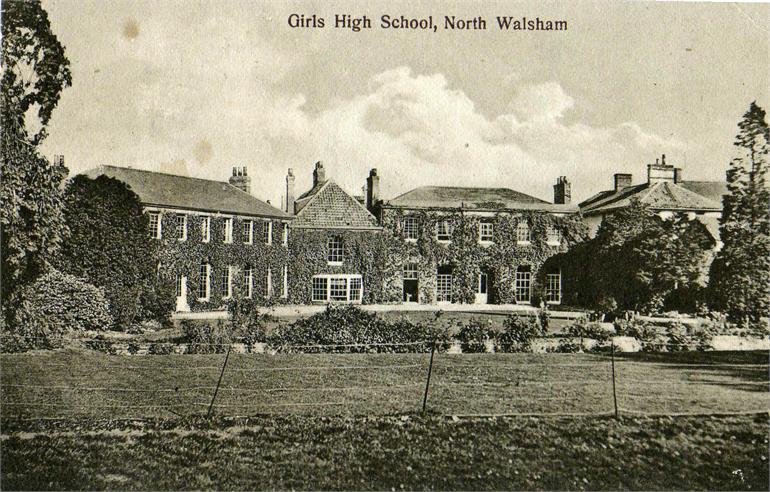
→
(366, 168, 381, 213)
(662, 154, 666, 165)
(553, 176, 571, 204)
(229, 166, 251, 194)
(312, 161, 326, 187)
(285, 168, 296, 214)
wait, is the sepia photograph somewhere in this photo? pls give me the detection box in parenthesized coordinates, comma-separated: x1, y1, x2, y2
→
(1, 0, 769, 490)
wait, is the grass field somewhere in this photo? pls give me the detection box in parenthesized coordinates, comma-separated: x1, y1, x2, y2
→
(1, 349, 767, 419)
(1, 413, 768, 490)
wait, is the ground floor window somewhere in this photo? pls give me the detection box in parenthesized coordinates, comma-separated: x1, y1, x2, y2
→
(546, 271, 561, 304)
(436, 265, 453, 303)
(311, 274, 363, 303)
(198, 263, 210, 300)
(514, 265, 531, 303)
(220, 266, 233, 299)
(175, 274, 183, 297)
(244, 265, 253, 298)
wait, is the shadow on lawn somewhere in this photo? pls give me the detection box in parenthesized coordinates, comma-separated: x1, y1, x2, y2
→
(610, 350, 770, 393)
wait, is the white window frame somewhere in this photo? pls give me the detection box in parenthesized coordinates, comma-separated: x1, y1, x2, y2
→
(327, 236, 343, 265)
(223, 217, 233, 243)
(546, 225, 561, 246)
(266, 267, 273, 297)
(282, 223, 289, 247)
(479, 221, 494, 243)
(310, 274, 364, 303)
(514, 266, 532, 303)
(403, 262, 419, 280)
(436, 273, 452, 303)
(176, 214, 187, 241)
(265, 221, 273, 245)
(244, 265, 253, 298)
(243, 220, 253, 244)
(546, 271, 562, 304)
(148, 212, 161, 239)
(282, 264, 289, 298)
(436, 220, 452, 242)
(201, 216, 210, 243)
(198, 263, 210, 301)
(221, 266, 233, 299)
(516, 221, 531, 245)
(403, 216, 419, 241)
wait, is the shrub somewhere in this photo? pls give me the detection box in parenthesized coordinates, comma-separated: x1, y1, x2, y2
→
(567, 320, 613, 345)
(268, 305, 442, 353)
(3, 268, 113, 352)
(455, 319, 494, 353)
(614, 318, 661, 351)
(148, 342, 175, 355)
(546, 338, 581, 353)
(181, 319, 233, 354)
(664, 322, 689, 352)
(497, 315, 543, 353)
(227, 298, 267, 346)
(595, 295, 618, 321)
(537, 305, 551, 332)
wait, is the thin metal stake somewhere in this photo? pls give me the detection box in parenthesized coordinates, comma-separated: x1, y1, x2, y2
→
(610, 341, 619, 418)
(422, 340, 436, 413)
(207, 344, 232, 418)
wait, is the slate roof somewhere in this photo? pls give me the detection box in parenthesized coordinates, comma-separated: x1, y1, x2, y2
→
(383, 186, 577, 213)
(580, 181, 722, 216)
(82, 165, 291, 219)
(679, 181, 728, 205)
(292, 180, 380, 230)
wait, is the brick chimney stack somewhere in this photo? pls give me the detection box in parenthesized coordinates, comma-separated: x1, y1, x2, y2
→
(553, 176, 571, 204)
(647, 153, 676, 184)
(229, 167, 251, 194)
(312, 161, 326, 187)
(285, 168, 295, 214)
(366, 168, 380, 211)
(614, 173, 633, 191)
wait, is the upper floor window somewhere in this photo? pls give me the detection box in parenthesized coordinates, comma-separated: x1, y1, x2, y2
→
(175, 214, 187, 241)
(403, 216, 419, 240)
(546, 225, 561, 245)
(243, 220, 253, 244)
(436, 220, 452, 242)
(479, 220, 494, 242)
(201, 216, 210, 243)
(264, 221, 273, 245)
(282, 223, 289, 247)
(516, 221, 531, 244)
(327, 235, 343, 264)
(223, 218, 233, 243)
(148, 212, 161, 239)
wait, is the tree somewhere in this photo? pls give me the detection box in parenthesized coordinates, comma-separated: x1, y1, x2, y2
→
(56, 176, 174, 330)
(2, 0, 72, 145)
(1, 0, 71, 308)
(709, 102, 770, 324)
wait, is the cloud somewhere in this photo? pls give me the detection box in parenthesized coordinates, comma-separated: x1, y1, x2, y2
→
(510, 81, 575, 122)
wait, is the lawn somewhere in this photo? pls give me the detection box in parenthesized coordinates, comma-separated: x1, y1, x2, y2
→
(1, 413, 767, 490)
(1, 349, 767, 419)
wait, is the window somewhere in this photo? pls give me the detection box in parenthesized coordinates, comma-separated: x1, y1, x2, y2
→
(327, 235, 343, 264)
(516, 221, 531, 244)
(175, 274, 183, 297)
(403, 262, 419, 280)
(436, 220, 452, 242)
(515, 266, 532, 303)
(243, 220, 253, 244)
(479, 220, 494, 242)
(198, 263, 210, 300)
(436, 269, 452, 303)
(282, 223, 289, 247)
(546, 225, 561, 245)
(201, 216, 210, 243)
(312, 277, 328, 302)
(148, 212, 161, 239)
(220, 266, 233, 299)
(311, 275, 364, 303)
(264, 221, 273, 245)
(266, 268, 273, 297)
(403, 216, 419, 240)
(175, 214, 187, 241)
(546, 271, 561, 304)
(244, 265, 253, 298)
(223, 218, 233, 243)
(282, 265, 289, 298)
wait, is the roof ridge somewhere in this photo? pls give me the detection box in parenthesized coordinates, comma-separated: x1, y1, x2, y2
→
(96, 164, 233, 186)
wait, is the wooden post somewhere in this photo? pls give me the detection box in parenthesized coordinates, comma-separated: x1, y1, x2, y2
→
(610, 340, 619, 418)
(422, 340, 436, 413)
(207, 344, 232, 418)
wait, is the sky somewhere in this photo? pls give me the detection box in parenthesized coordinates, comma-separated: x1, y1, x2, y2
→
(40, 0, 770, 206)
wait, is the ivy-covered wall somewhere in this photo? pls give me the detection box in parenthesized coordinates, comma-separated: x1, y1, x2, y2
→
(379, 208, 589, 305)
(153, 211, 290, 311)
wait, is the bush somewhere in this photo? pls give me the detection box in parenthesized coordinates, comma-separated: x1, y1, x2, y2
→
(497, 315, 543, 353)
(181, 319, 233, 354)
(268, 305, 445, 353)
(546, 338, 581, 353)
(147, 342, 175, 355)
(455, 319, 494, 353)
(664, 322, 689, 352)
(567, 320, 613, 345)
(3, 268, 113, 352)
(614, 318, 661, 351)
(227, 298, 267, 346)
